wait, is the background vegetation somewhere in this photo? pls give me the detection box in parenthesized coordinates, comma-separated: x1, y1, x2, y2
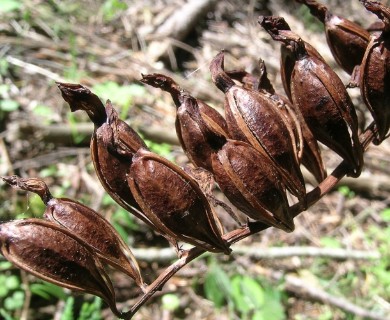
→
(0, 0, 389, 319)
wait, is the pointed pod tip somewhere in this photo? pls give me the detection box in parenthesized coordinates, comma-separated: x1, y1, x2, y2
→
(258, 16, 292, 40)
(1, 175, 18, 186)
(140, 73, 178, 93)
(210, 51, 235, 93)
(57, 83, 107, 125)
(56, 82, 88, 96)
(2, 176, 52, 204)
(283, 220, 295, 233)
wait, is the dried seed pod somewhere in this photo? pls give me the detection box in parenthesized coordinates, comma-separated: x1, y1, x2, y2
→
(227, 64, 303, 161)
(57, 83, 154, 228)
(210, 51, 306, 202)
(180, 95, 294, 232)
(259, 16, 326, 101)
(128, 148, 231, 254)
(228, 62, 327, 183)
(0, 219, 121, 317)
(212, 140, 294, 231)
(140, 73, 229, 171)
(296, 0, 370, 74)
(2, 175, 145, 290)
(358, 0, 390, 142)
(260, 16, 363, 177)
(226, 69, 260, 91)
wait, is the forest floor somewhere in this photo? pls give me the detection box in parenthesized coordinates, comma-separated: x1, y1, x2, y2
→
(0, 0, 390, 319)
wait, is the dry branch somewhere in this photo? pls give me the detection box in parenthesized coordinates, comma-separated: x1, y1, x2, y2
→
(283, 274, 387, 320)
(130, 246, 380, 263)
(146, 0, 217, 63)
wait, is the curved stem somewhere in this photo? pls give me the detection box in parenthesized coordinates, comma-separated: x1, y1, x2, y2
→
(122, 122, 377, 319)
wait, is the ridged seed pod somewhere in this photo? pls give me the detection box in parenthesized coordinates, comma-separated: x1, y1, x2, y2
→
(0, 219, 121, 317)
(180, 95, 294, 232)
(227, 61, 327, 183)
(57, 83, 155, 228)
(210, 51, 306, 202)
(127, 148, 231, 254)
(260, 16, 363, 177)
(140, 73, 229, 171)
(2, 175, 145, 290)
(260, 15, 326, 101)
(358, 0, 390, 143)
(296, 0, 370, 74)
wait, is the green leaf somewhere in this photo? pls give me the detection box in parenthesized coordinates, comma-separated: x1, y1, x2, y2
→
(337, 185, 355, 198)
(30, 282, 67, 300)
(111, 222, 128, 242)
(162, 294, 180, 311)
(230, 275, 264, 314)
(0, 84, 10, 96)
(145, 140, 172, 159)
(112, 207, 140, 232)
(381, 208, 390, 222)
(253, 310, 265, 320)
(0, 285, 9, 298)
(259, 286, 286, 320)
(0, 261, 12, 271)
(320, 236, 341, 249)
(0, 99, 19, 112)
(100, 0, 128, 21)
(23, 194, 46, 218)
(231, 275, 250, 315)
(204, 260, 231, 308)
(5, 275, 19, 290)
(0, 0, 21, 14)
(91, 82, 146, 116)
(0, 59, 9, 75)
(78, 297, 102, 320)
(32, 105, 54, 124)
(4, 291, 24, 310)
(0, 308, 15, 320)
(61, 296, 75, 320)
(67, 112, 89, 144)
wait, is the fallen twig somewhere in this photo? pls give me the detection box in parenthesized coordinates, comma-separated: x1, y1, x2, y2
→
(146, 0, 217, 63)
(6, 55, 65, 82)
(283, 273, 387, 320)
(130, 246, 380, 263)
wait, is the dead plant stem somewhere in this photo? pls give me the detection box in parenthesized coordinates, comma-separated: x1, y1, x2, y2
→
(122, 122, 377, 319)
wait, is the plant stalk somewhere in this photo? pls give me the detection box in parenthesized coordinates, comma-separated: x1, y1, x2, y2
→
(122, 122, 376, 319)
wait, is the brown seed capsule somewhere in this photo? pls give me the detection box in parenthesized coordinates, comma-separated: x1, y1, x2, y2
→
(227, 61, 327, 183)
(0, 219, 121, 317)
(260, 16, 363, 178)
(2, 175, 145, 290)
(358, 0, 390, 143)
(140, 73, 230, 171)
(128, 148, 231, 254)
(57, 83, 154, 228)
(210, 51, 306, 202)
(296, 0, 370, 74)
(180, 95, 294, 232)
(228, 64, 303, 161)
(259, 16, 326, 101)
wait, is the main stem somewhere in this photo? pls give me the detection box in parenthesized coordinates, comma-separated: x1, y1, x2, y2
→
(123, 122, 376, 319)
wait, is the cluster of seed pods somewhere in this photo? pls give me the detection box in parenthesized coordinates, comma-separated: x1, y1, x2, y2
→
(1, 0, 390, 317)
